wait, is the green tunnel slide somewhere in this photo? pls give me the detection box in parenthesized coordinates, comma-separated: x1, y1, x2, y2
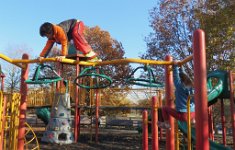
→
(35, 107, 50, 125)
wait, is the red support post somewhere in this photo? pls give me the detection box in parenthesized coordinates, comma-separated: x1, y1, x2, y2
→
(165, 55, 174, 150)
(229, 71, 235, 148)
(152, 96, 158, 150)
(74, 63, 80, 142)
(208, 106, 214, 141)
(17, 54, 29, 150)
(55, 63, 61, 92)
(142, 110, 148, 150)
(158, 92, 163, 141)
(193, 29, 209, 150)
(221, 99, 227, 145)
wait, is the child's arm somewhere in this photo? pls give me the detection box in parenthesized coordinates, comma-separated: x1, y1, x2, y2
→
(173, 63, 181, 87)
(40, 40, 54, 57)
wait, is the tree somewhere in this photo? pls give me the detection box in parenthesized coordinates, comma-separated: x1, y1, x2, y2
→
(46, 26, 133, 87)
(85, 26, 132, 87)
(142, 0, 199, 79)
(142, 0, 234, 79)
(84, 26, 133, 106)
(195, 0, 235, 71)
(5, 66, 21, 93)
(2, 45, 34, 92)
(43, 26, 133, 106)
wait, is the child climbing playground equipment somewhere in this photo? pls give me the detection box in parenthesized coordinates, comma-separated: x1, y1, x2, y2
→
(0, 29, 234, 150)
(176, 69, 233, 150)
(141, 30, 234, 150)
(141, 68, 234, 150)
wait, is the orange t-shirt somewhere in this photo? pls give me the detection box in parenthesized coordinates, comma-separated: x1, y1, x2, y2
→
(40, 25, 68, 57)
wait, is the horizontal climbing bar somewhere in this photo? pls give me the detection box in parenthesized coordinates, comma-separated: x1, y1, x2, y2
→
(0, 53, 194, 67)
(178, 55, 193, 65)
(13, 58, 175, 66)
(0, 54, 25, 68)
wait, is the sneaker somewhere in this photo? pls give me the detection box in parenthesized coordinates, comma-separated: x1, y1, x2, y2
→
(86, 57, 102, 62)
(191, 119, 196, 124)
(157, 122, 171, 130)
(85, 50, 97, 59)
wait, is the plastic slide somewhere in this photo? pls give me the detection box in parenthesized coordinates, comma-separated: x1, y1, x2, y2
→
(178, 121, 231, 150)
(36, 108, 50, 125)
(177, 70, 231, 149)
(207, 70, 228, 106)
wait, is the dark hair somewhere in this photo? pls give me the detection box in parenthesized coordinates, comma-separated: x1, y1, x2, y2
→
(39, 22, 53, 37)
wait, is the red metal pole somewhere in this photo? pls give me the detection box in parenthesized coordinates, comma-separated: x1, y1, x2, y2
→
(142, 110, 148, 150)
(208, 106, 214, 141)
(229, 71, 235, 148)
(152, 96, 158, 150)
(165, 55, 174, 150)
(158, 92, 163, 141)
(74, 63, 80, 142)
(221, 99, 227, 145)
(95, 89, 99, 143)
(17, 54, 29, 150)
(56, 63, 61, 92)
(193, 29, 209, 150)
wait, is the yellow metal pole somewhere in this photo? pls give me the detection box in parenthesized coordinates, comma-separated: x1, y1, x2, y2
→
(175, 121, 179, 150)
(0, 53, 194, 68)
(187, 96, 191, 150)
(1, 53, 176, 66)
(0, 54, 14, 63)
(0, 91, 3, 150)
(0, 54, 25, 68)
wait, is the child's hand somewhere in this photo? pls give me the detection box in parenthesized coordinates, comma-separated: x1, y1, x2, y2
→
(173, 60, 179, 65)
(55, 56, 65, 62)
(38, 57, 44, 62)
(173, 60, 182, 67)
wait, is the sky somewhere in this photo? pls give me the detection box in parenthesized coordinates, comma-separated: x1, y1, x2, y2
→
(0, 0, 157, 59)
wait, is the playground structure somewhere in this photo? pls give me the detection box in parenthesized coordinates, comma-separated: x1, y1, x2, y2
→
(0, 92, 39, 150)
(0, 29, 233, 150)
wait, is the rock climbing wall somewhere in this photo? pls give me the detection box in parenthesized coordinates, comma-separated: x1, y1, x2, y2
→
(42, 93, 74, 144)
